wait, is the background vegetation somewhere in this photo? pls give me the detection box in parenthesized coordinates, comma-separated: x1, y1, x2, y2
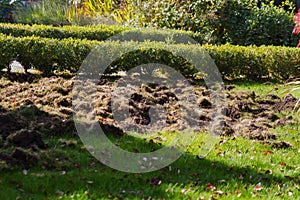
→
(1, 0, 300, 46)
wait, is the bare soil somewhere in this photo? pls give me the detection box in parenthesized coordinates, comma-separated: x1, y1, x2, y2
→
(0, 72, 298, 168)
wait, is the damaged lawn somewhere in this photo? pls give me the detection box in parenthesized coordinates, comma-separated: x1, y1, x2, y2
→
(0, 72, 299, 199)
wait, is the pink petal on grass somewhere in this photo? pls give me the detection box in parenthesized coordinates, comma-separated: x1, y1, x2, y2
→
(254, 183, 262, 191)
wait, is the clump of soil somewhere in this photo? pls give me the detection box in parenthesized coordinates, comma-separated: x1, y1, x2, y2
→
(0, 72, 298, 168)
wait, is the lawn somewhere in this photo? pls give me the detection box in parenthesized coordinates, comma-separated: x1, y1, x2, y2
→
(0, 77, 299, 200)
(0, 0, 300, 199)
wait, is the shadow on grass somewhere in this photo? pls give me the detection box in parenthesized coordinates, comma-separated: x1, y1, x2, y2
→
(1, 129, 297, 199)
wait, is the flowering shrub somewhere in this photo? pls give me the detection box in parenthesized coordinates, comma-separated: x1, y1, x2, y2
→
(293, 9, 300, 34)
(293, 8, 300, 47)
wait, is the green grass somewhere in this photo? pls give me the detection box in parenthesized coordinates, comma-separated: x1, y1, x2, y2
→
(230, 81, 300, 98)
(0, 127, 299, 199)
(0, 83, 299, 199)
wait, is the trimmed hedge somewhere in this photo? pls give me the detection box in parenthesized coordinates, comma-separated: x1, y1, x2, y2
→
(0, 34, 99, 74)
(0, 23, 126, 41)
(0, 23, 204, 44)
(0, 33, 299, 80)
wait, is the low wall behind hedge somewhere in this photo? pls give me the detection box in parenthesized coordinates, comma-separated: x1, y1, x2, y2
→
(0, 34, 299, 80)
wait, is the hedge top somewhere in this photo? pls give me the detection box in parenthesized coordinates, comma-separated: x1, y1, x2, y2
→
(0, 23, 204, 43)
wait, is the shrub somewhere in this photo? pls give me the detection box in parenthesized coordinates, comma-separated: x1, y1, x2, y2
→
(136, 0, 219, 44)
(217, 0, 298, 46)
(0, 22, 204, 43)
(0, 34, 16, 71)
(0, 22, 128, 40)
(136, 0, 298, 46)
(0, 33, 299, 80)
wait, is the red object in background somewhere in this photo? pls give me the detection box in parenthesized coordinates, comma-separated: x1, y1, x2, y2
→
(293, 9, 300, 35)
(293, 24, 300, 35)
(293, 9, 300, 47)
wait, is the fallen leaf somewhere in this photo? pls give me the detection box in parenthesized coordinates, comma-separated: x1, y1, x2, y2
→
(238, 174, 243, 180)
(234, 189, 241, 194)
(280, 162, 286, 166)
(254, 183, 262, 191)
(74, 163, 81, 170)
(181, 188, 189, 194)
(206, 183, 216, 191)
(219, 139, 227, 145)
(263, 150, 272, 156)
(215, 190, 223, 196)
(217, 152, 224, 157)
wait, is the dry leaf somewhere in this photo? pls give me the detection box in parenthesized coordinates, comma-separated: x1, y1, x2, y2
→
(263, 150, 272, 156)
(280, 162, 286, 166)
(206, 183, 216, 191)
(254, 183, 262, 191)
(238, 174, 243, 180)
(181, 189, 189, 194)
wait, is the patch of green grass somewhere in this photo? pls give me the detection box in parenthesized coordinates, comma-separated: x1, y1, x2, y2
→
(231, 81, 300, 98)
(0, 124, 299, 199)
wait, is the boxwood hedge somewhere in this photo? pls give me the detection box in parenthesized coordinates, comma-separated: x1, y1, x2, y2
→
(0, 33, 299, 80)
(0, 23, 204, 44)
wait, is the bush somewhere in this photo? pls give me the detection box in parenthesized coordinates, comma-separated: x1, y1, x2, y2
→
(0, 34, 16, 70)
(0, 22, 205, 43)
(0, 33, 299, 80)
(0, 22, 128, 40)
(217, 0, 298, 46)
(137, 0, 219, 44)
(136, 0, 299, 46)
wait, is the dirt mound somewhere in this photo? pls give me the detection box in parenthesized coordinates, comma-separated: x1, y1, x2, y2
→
(7, 129, 46, 149)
